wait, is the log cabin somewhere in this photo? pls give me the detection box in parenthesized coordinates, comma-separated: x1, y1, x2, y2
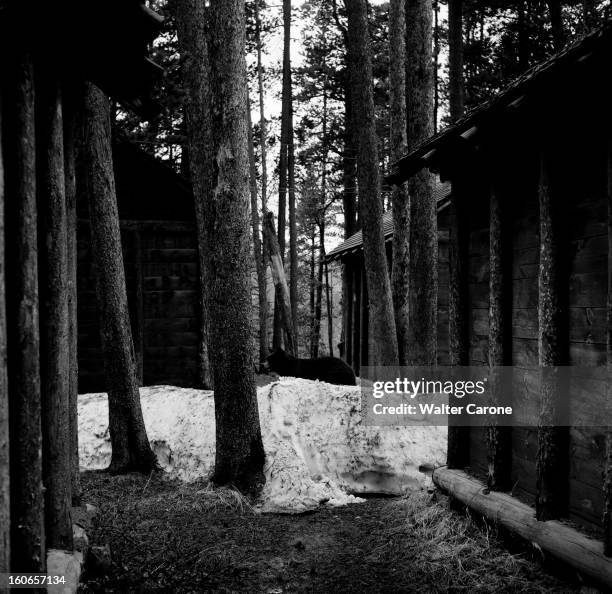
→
(0, 0, 164, 575)
(326, 181, 451, 375)
(77, 140, 200, 392)
(385, 18, 612, 586)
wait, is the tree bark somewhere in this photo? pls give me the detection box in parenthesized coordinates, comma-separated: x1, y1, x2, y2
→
(406, 0, 436, 366)
(312, 221, 325, 358)
(447, 176, 470, 470)
(206, 0, 265, 491)
(246, 99, 268, 368)
(487, 172, 513, 492)
(433, 0, 440, 133)
(547, 0, 565, 50)
(390, 0, 410, 365)
(325, 258, 334, 357)
(448, 0, 464, 122)
(604, 135, 612, 556)
(82, 83, 158, 474)
(5, 51, 45, 573)
(63, 86, 81, 506)
(174, 0, 214, 390)
(346, 0, 399, 367)
(36, 74, 73, 550)
(536, 141, 569, 521)
(255, 0, 270, 356)
(0, 86, 10, 579)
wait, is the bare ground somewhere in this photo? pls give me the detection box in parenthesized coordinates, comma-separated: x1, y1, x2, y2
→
(79, 471, 580, 594)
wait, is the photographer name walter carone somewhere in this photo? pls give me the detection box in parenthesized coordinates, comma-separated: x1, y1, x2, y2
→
(369, 377, 513, 417)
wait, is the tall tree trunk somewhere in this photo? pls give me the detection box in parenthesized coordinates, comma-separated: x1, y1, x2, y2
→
(206, 0, 265, 491)
(255, 0, 270, 353)
(63, 86, 81, 506)
(247, 99, 268, 368)
(547, 0, 565, 50)
(406, 0, 436, 366)
(175, 0, 214, 390)
(5, 51, 45, 573)
(390, 0, 410, 365)
(312, 221, 325, 358)
(0, 87, 10, 579)
(448, 0, 464, 122)
(433, 0, 440, 133)
(309, 231, 316, 354)
(325, 257, 334, 357)
(36, 74, 73, 550)
(273, 0, 293, 351)
(82, 83, 158, 474)
(346, 0, 399, 367)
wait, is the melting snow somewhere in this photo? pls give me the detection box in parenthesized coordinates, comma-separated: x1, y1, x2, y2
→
(79, 379, 446, 513)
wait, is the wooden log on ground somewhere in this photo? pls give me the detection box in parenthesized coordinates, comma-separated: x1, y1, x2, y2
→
(0, 85, 10, 582)
(536, 140, 569, 521)
(4, 51, 45, 573)
(604, 135, 612, 556)
(36, 74, 73, 550)
(487, 164, 513, 491)
(263, 211, 296, 356)
(434, 467, 612, 589)
(447, 175, 470, 469)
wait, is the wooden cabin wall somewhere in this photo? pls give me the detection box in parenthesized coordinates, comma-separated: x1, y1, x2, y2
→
(77, 223, 200, 391)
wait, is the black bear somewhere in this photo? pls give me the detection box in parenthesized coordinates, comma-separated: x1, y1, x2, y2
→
(264, 348, 357, 386)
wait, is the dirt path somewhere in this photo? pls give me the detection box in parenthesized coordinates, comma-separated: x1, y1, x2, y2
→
(80, 472, 577, 594)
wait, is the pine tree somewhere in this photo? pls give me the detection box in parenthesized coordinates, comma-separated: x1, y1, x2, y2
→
(346, 0, 399, 366)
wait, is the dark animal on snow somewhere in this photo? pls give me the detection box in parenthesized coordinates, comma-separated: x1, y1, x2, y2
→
(264, 348, 357, 386)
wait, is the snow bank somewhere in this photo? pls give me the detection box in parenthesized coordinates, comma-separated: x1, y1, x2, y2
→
(79, 379, 446, 513)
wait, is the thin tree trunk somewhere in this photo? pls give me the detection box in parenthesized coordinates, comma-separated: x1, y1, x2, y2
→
(63, 86, 81, 506)
(174, 0, 214, 390)
(255, 0, 270, 353)
(448, 0, 464, 122)
(273, 0, 293, 351)
(310, 231, 316, 354)
(325, 257, 334, 357)
(5, 51, 45, 573)
(346, 0, 399, 367)
(547, 0, 565, 50)
(207, 0, 265, 491)
(82, 82, 158, 474)
(0, 87, 10, 579)
(312, 221, 325, 358)
(247, 99, 268, 368)
(390, 0, 410, 365)
(406, 0, 436, 366)
(433, 0, 440, 133)
(36, 74, 73, 550)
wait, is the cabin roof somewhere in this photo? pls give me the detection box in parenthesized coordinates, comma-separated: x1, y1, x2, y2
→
(386, 18, 612, 185)
(326, 181, 451, 262)
(0, 0, 164, 118)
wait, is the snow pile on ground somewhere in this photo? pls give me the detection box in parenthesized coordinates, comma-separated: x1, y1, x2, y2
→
(79, 380, 446, 513)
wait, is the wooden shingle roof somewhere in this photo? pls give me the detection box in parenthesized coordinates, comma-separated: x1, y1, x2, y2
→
(326, 181, 451, 262)
(386, 18, 612, 185)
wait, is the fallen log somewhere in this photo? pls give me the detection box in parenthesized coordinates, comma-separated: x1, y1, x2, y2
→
(433, 467, 612, 589)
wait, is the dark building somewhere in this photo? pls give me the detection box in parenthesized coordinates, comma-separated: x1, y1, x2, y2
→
(77, 141, 201, 391)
